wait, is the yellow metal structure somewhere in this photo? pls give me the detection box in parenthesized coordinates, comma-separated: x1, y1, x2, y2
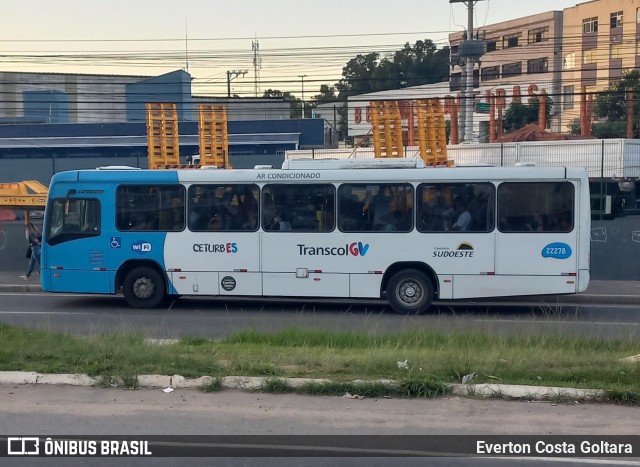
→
(370, 101, 404, 158)
(416, 98, 452, 166)
(0, 180, 48, 209)
(145, 102, 180, 169)
(198, 104, 231, 168)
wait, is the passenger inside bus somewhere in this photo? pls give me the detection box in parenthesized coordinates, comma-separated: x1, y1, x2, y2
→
(189, 206, 209, 231)
(207, 209, 227, 231)
(449, 197, 472, 231)
(237, 188, 259, 230)
(262, 193, 279, 230)
(129, 213, 157, 231)
(525, 212, 545, 232)
(338, 186, 365, 231)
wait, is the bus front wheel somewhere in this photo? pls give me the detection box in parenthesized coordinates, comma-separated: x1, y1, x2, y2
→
(123, 266, 166, 309)
(387, 269, 433, 315)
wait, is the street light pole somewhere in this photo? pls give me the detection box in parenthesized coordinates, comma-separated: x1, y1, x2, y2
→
(299, 74, 308, 118)
(464, 2, 474, 143)
(449, 0, 486, 143)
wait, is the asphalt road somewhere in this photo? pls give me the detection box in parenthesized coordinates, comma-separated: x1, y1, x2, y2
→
(1, 386, 639, 467)
(1, 293, 640, 467)
(0, 292, 639, 339)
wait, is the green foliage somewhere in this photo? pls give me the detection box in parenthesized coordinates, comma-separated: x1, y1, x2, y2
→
(606, 389, 640, 405)
(332, 39, 449, 139)
(397, 378, 450, 398)
(567, 118, 581, 135)
(2, 323, 640, 399)
(201, 377, 223, 393)
(594, 70, 640, 138)
(335, 40, 449, 98)
(262, 378, 292, 393)
(503, 97, 552, 133)
(312, 84, 337, 104)
(262, 88, 301, 119)
(591, 121, 628, 139)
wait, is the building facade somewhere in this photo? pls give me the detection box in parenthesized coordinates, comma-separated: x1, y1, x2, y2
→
(0, 70, 144, 124)
(561, 0, 640, 131)
(449, 10, 564, 132)
(0, 69, 292, 124)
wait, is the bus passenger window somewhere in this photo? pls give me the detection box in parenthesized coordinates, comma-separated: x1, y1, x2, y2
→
(341, 184, 412, 233)
(417, 183, 494, 233)
(263, 184, 335, 232)
(187, 184, 259, 232)
(237, 187, 259, 230)
(338, 185, 365, 231)
(117, 185, 185, 232)
(497, 182, 574, 233)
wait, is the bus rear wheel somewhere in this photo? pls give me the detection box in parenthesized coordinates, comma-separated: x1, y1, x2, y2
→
(386, 269, 433, 315)
(123, 266, 166, 309)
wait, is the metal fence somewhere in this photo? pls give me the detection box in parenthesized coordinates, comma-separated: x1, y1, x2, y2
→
(287, 139, 640, 220)
(287, 139, 640, 180)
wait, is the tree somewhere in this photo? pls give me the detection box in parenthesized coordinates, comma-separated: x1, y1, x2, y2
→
(262, 89, 301, 119)
(333, 40, 450, 140)
(594, 70, 640, 138)
(313, 84, 337, 104)
(307, 84, 339, 121)
(335, 40, 449, 98)
(392, 39, 450, 88)
(502, 97, 552, 133)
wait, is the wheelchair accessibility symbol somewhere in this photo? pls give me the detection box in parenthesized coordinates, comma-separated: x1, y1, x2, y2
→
(110, 237, 122, 249)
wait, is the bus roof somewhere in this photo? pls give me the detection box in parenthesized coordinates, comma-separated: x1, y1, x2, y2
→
(50, 161, 589, 185)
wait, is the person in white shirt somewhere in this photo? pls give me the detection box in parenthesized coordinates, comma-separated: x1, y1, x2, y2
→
(450, 197, 472, 231)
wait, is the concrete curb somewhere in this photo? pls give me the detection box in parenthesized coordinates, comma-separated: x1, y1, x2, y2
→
(0, 371, 607, 401)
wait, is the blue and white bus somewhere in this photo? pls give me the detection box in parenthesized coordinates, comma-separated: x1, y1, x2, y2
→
(41, 158, 591, 314)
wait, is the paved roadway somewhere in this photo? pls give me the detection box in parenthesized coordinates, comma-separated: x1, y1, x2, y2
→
(1, 386, 640, 467)
(1, 272, 640, 339)
(1, 279, 639, 466)
(0, 291, 639, 339)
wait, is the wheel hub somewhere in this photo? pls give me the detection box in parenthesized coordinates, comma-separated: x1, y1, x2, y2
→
(405, 286, 416, 298)
(133, 277, 154, 299)
(400, 280, 421, 304)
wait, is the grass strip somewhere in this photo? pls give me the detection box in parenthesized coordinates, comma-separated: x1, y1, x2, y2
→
(0, 323, 638, 401)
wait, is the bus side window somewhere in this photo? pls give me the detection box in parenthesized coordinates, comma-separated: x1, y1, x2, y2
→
(497, 182, 574, 233)
(264, 184, 334, 232)
(262, 192, 278, 230)
(237, 186, 259, 231)
(354, 184, 413, 233)
(338, 184, 365, 231)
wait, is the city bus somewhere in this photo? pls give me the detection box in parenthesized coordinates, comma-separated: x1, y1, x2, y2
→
(41, 158, 591, 315)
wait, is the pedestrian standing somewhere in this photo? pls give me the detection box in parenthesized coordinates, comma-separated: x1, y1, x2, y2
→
(21, 222, 42, 280)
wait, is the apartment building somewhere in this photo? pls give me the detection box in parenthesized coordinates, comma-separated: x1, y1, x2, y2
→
(561, 0, 640, 131)
(449, 11, 564, 132)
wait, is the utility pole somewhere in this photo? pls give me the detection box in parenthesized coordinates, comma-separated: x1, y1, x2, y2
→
(299, 74, 308, 118)
(252, 38, 262, 97)
(226, 69, 247, 98)
(449, 0, 486, 143)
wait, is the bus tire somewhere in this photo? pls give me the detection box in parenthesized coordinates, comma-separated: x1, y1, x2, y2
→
(123, 266, 166, 309)
(386, 269, 433, 315)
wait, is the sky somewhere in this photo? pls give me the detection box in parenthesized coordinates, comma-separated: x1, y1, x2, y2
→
(1, 0, 581, 96)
